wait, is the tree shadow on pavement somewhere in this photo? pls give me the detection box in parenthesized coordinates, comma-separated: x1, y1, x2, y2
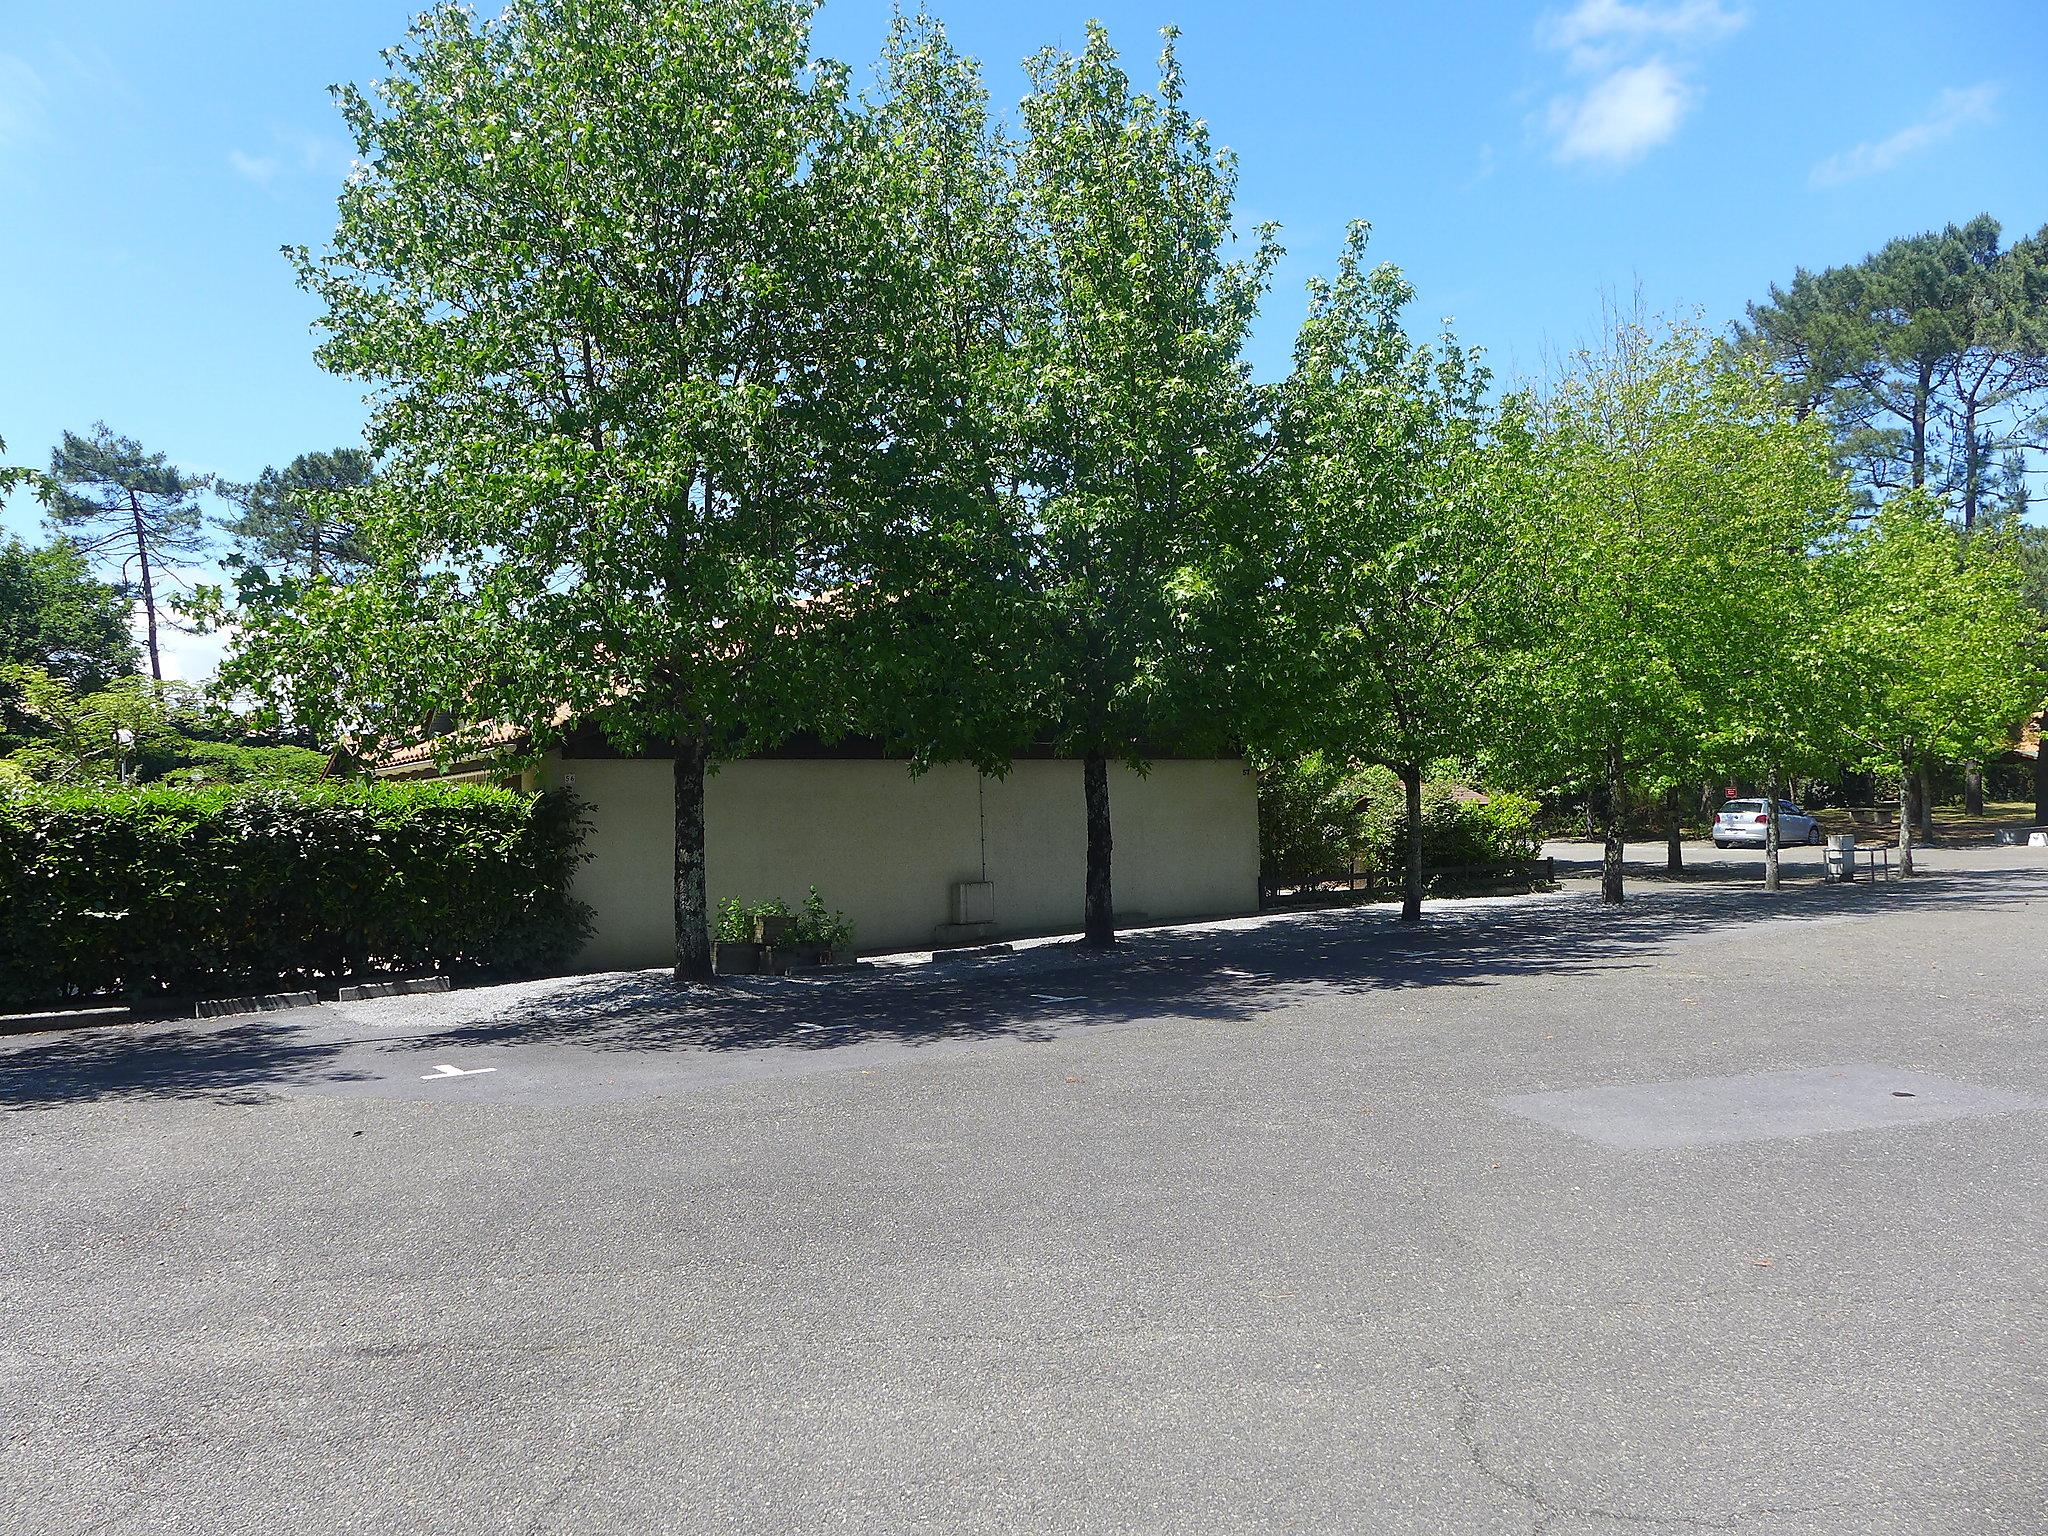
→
(0, 1015, 374, 1112)
(2, 860, 2039, 1109)
(422, 859, 2048, 1053)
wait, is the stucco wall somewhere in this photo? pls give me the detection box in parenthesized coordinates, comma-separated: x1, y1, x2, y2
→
(544, 755, 1258, 971)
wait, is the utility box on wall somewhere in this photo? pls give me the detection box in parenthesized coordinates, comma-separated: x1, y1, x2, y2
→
(951, 880, 996, 925)
(935, 879, 998, 948)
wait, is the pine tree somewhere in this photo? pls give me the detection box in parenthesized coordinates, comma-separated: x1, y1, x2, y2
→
(43, 425, 211, 681)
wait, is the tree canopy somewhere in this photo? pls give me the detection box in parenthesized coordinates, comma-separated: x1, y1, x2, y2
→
(0, 533, 139, 694)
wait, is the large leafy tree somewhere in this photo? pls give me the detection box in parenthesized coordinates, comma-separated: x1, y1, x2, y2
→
(1683, 367, 1851, 890)
(222, 0, 861, 980)
(804, 11, 1038, 766)
(1501, 316, 1825, 904)
(0, 533, 139, 693)
(42, 424, 210, 681)
(1270, 223, 1530, 921)
(1743, 215, 2048, 524)
(1000, 24, 1277, 947)
(218, 448, 376, 580)
(1827, 495, 2046, 874)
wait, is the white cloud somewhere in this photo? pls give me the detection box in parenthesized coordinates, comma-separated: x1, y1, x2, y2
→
(229, 129, 351, 190)
(0, 53, 49, 169)
(1809, 83, 2001, 187)
(1547, 59, 1691, 165)
(1542, 0, 1747, 71)
(1535, 1, 1745, 167)
(228, 148, 280, 186)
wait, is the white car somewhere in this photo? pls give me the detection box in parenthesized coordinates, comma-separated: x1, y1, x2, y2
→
(1713, 798, 1822, 849)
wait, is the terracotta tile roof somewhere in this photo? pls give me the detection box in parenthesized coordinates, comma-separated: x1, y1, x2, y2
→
(369, 702, 572, 773)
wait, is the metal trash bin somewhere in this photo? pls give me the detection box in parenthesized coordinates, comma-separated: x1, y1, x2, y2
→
(1825, 834, 1857, 883)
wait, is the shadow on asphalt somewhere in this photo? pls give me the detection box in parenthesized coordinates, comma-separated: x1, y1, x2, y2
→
(3, 861, 2043, 1111)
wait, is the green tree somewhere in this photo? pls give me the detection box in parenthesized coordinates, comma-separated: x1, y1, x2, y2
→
(1501, 314, 1821, 903)
(0, 663, 195, 785)
(221, 0, 861, 981)
(0, 533, 139, 693)
(1683, 367, 1850, 891)
(218, 448, 375, 579)
(1827, 494, 2047, 874)
(1002, 23, 1278, 946)
(801, 10, 1038, 768)
(1269, 222, 1529, 920)
(1742, 216, 2048, 523)
(42, 424, 211, 681)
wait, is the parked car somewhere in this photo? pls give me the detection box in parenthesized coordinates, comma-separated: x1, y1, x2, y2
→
(1713, 798, 1823, 849)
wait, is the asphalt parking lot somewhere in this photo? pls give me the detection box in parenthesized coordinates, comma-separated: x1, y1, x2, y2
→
(3, 841, 2043, 1534)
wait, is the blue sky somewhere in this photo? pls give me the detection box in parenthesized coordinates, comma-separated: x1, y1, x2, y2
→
(3, 0, 2043, 676)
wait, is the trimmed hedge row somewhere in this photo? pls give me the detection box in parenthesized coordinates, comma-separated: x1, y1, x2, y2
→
(0, 782, 590, 1007)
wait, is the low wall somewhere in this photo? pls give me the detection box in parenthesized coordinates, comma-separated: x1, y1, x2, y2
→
(546, 756, 1259, 971)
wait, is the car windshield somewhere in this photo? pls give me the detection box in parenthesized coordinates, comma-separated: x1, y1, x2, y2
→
(1721, 800, 1763, 815)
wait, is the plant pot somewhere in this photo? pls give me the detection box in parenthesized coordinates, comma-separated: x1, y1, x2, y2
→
(785, 940, 834, 969)
(713, 941, 763, 976)
(753, 914, 794, 946)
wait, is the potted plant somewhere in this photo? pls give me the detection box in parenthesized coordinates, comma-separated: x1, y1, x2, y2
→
(787, 885, 855, 968)
(712, 898, 762, 976)
(750, 897, 795, 948)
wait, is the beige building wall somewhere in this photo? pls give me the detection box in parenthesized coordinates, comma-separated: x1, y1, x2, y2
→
(544, 754, 1259, 972)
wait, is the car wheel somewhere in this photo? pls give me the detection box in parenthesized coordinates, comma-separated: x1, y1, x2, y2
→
(1713, 839, 1728, 850)
(1807, 825, 1823, 845)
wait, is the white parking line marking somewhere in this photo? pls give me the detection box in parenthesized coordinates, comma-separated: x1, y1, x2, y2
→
(421, 1063, 498, 1080)
(1032, 994, 1084, 1003)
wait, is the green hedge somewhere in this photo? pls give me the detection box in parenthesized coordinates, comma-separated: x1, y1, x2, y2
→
(1258, 759, 1541, 891)
(0, 782, 590, 1007)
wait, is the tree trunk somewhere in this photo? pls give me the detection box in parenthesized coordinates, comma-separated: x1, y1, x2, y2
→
(129, 489, 161, 681)
(1916, 764, 1935, 840)
(673, 735, 712, 982)
(1763, 766, 1782, 892)
(1961, 400, 1981, 531)
(1399, 763, 1424, 923)
(1601, 741, 1625, 905)
(1964, 762, 1984, 817)
(2036, 717, 2048, 826)
(1897, 762, 1917, 878)
(1082, 750, 1114, 948)
(1910, 362, 1932, 489)
(1665, 787, 1684, 876)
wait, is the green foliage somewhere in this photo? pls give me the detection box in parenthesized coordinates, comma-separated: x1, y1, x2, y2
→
(1002, 24, 1279, 767)
(1827, 494, 2047, 774)
(1268, 222, 1527, 775)
(1492, 311, 1849, 898)
(0, 782, 590, 1006)
(1351, 769, 1538, 873)
(1258, 757, 1538, 890)
(42, 424, 212, 681)
(0, 664, 322, 786)
(713, 889, 851, 950)
(155, 740, 330, 786)
(792, 885, 854, 950)
(714, 897, 752, 947)
(1256, 753, 1367, 890)
(217, 448, 375, 581)
(0, 534, 138, 695)
(1741, 214, 2048, 524)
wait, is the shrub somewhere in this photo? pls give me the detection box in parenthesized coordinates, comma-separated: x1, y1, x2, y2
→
(792, 885, 854, 950)
(0, 782, 590, 1007)
(716, 890, 854, 951)
(1259, 755, 1541, 892)
(156, 740, 330, 786)
(1256, 753, 1369, 890)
